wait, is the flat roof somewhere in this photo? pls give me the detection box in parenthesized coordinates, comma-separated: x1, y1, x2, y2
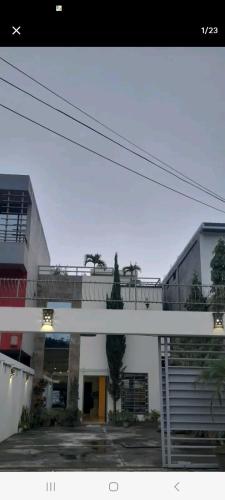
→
(0, 174, 31, 191)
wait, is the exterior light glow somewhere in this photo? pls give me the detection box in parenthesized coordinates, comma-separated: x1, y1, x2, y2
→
(10, 367, 16, 380)
(213, 312, 224, 332)
(41, 308, 54, 332)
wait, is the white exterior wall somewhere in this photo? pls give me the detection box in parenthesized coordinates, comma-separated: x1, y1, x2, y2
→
(0, 353, 34, 442)
(123, 336, 160, 411)
(80, 278, 162, 416)
(78, 334, 160, 415)
(79, 334, 114, 415)
(0, 308, 219, 336)
(82, 275, 162, 310)
(200, 232, 225, 285)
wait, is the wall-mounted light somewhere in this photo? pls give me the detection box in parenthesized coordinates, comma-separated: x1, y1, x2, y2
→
(213, 312, 224, 332)
(25, 373, 29, 383)
(145, 299, 150, 310)
(41, 308, 54, 332)
(10, 367, 16, 381)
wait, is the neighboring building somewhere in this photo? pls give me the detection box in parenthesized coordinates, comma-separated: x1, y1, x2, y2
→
(0, 174, 50, 365)
(162, 222, 225, 310)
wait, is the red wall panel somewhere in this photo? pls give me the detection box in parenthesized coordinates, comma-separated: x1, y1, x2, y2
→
(0, 268, 27, 350)
(0, 332, 22, 350)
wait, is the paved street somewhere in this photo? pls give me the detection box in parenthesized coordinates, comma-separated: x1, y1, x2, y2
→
(0, 424, 162, 471)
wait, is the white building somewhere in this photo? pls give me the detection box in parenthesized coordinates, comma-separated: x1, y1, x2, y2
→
(79, 269, 162, 422)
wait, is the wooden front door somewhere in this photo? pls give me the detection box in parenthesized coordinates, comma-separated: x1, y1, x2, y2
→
(98, 376, 106, 421)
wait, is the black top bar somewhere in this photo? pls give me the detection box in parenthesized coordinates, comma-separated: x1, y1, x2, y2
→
(0, 7, 224, 46)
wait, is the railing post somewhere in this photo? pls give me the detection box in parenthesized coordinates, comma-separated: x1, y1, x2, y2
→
(16, 279, 20, 299)
(134, 275, 137, 310)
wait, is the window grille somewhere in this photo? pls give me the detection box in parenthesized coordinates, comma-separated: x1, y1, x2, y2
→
(121, 373, 148, 414)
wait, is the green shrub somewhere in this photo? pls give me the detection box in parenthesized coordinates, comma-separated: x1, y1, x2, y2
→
(108, 410, 137, 425)
(145, 409, 160, 424)
(18, 406, 31, 431)
(33, 408, 80, 427)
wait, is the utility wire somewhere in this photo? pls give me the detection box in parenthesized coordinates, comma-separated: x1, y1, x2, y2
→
(1, 76, 225, 206)
(0, 55, 224, 204)
(1, 101, 225, 215)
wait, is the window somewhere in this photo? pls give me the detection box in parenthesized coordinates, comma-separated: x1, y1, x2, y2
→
(121, 373, 148, 414)
(0, 190, 30, 242)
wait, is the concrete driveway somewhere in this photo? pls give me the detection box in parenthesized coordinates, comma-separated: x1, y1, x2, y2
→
(0, 424, 162, 471)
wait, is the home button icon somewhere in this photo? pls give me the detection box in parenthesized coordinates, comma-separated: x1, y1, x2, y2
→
(109, 482, 119, 492)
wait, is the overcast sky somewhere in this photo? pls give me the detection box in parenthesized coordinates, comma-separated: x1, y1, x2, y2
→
(0, 47, 225, 279)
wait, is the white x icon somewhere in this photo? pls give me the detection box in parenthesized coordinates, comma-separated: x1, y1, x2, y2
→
(12, 26, 21, 35)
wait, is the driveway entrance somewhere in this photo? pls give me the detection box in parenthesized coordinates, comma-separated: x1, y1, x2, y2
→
(0, 424, 161, 471)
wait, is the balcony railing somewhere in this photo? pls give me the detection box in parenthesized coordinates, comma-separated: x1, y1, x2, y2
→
(38, 265, 114, 276)
(38, 265, 161, 283)
(0, 232, 27, 243)
(0, 278, 225, 310)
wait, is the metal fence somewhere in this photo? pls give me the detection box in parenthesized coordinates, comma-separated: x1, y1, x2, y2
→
(0, 277, 161, 307)
(38, 265, 115, 276)
(159, 336, 225, 469)
(38, 265, 161, 282)
(0, 278, 225, 309)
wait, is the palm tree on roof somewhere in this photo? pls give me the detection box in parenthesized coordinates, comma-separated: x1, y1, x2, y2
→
(84, 253, 106, 275)
(122, 262, 141, 276)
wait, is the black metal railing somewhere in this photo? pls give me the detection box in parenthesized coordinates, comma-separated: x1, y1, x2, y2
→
(0, 231, 27, 243)
(0, 278, 225, 310)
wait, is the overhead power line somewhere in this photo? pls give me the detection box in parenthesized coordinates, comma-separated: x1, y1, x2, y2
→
(1, 75, 225, 206)
(1, 101, 225, 215)
(0, 55, 224, 204)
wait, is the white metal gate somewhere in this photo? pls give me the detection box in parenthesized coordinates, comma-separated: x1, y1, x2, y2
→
(159, 336, 225, 469)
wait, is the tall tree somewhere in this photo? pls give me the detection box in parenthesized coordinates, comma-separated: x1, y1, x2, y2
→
(84, 253, 106, 275)
(106, 253, 126, 415)
(184, 272, 208, 311)
(211, 239, 225, 285)
(107, 253, 124, 310)
(210, 238, 225, 312)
